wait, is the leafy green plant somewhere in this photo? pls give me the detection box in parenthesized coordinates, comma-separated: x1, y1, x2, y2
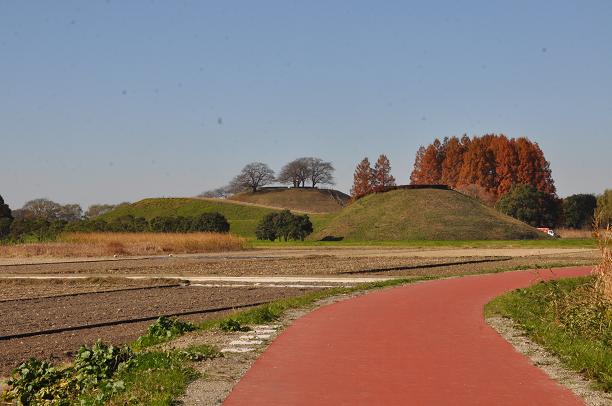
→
(135, 316, 197, 348)
(177, 345, 223, 361)
(219, 318, 251, 332)
(2, 341, 134, 405)
(2, 358, 73, 405)
(74, 341, 133, 389)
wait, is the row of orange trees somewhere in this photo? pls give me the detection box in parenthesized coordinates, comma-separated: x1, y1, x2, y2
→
(351, 134, 555, 202)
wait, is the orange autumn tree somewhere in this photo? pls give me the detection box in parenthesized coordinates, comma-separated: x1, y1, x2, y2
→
(372, 154, 396, 192)
(410, 134, 556, 201)
(409, 139, 444, 184)
(351, 157, 374, 199)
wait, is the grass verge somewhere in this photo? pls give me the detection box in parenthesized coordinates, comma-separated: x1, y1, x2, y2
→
(485, 276, 612, 391)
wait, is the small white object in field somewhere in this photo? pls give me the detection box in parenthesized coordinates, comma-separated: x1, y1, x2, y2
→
(221, 347, 254, 353)
(168, 253, 173, 257)
(229, 340, 263, 346)
(113, 254, 117, 258)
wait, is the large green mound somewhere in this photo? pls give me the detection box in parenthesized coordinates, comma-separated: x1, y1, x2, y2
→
(100, 198, 333, 237)
(312, 188, 545, 241)
(229, 188, 350, 213)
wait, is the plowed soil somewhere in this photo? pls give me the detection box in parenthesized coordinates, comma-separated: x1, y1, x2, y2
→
(0, 285, 314, 376)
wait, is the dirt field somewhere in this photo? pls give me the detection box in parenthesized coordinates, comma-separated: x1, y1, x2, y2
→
(0, 248, 597, 278)
(0, 284, 315, 376)
(0, 247, 598, 378)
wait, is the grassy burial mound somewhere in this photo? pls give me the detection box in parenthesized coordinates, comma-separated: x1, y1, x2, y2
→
(100, 198, 333, 237)
(313, 188, 545, 241)
(229, 188, 350, 213)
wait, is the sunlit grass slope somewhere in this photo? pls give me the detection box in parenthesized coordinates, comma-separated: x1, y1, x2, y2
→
(312, 188, 546, 241)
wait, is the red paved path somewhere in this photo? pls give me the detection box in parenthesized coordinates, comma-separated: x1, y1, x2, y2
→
(224, 267, 593, 405)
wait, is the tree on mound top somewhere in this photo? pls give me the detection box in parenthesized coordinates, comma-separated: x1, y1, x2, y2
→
(277, 158, 309, 188)
(351, 157, 374, 199)
(230, 162, 275, 193)
(0, 194, 13, 239)
(278, 157, 335, 188)
(372, 154, 396, 192)
(410, 134, 556, 201)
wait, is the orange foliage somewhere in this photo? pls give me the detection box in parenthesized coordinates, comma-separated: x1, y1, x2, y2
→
(410, 134, 556, 202)
(351, 157, 374, 199)
(373, 154, 396, 192)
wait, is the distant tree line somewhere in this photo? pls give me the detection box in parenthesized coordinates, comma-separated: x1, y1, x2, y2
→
(201, 157, 335, 197)
(0, 195, 231, 242)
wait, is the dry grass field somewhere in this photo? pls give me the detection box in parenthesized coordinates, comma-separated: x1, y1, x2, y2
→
(556, 228, 594, 239)
(0, 232, 248, 258)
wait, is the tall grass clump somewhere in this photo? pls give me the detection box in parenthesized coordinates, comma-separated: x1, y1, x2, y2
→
(0, 232, 248, 258)
(594, 220, 612, 302)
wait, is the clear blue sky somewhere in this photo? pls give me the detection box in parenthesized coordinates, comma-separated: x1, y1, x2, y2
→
(1, 0, 611, 209)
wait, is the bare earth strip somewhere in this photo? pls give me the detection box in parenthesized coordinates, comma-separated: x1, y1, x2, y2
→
(0, 247, 595, 266)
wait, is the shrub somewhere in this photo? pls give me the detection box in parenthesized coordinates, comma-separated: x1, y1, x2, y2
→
(219, 318, 251, 332)
(496, 184, 561, 228)
(8, 217, 67, 242)
(255, 213, 278, 241)
(191, 212, 230, 233)
(255, 210, 313, 241)
(2, 341, 133, 405)
(135, 316, 196, 347)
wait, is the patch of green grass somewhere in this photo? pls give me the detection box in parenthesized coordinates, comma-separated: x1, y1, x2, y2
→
(176, 345, 223, 362)
(88, 351, 198, 406)
(219, 318, 252, 332)
(486, 277, 612, 391)
(100, 197, 334, 237)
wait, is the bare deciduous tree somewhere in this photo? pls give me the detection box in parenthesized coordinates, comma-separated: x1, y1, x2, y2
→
(277, 158, 309, 188)
(306, 157, 334, 188)
(20, 198, 82, 221)
(85, 204, 116, 219)
(198, 186, 232, 199)
(21, 198, 63, 220)
(58, 204, 83, 222)
(230, 162, 275, 193)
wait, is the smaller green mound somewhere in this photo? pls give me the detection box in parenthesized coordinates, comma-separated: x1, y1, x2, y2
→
(100, 198, 277, 237)
(100, 198, 333, 237)
(313, 188, 544, 241)
(229, 188, 350, 213)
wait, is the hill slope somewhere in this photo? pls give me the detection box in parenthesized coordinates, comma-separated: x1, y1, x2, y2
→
(312, 189, 545, 241)
(229, 188, 350, 213)
(100, 198, 333, 237)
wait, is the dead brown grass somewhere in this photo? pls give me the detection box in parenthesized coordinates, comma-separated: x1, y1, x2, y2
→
(556, 228, 595, 239)
(0, 232, 248, 258)
(594, 225, 612, 301)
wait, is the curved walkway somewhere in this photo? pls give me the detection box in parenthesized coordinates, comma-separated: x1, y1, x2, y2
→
(224, 267, 593, 405)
